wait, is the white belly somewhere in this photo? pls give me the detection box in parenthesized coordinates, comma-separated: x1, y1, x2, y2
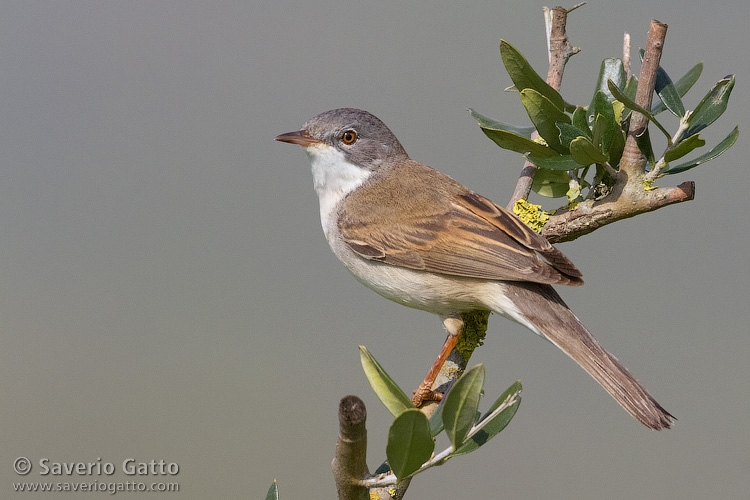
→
(325, 225, 512, 317)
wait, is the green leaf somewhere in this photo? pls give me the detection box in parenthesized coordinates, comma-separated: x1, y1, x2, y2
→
(635, 47, 687, 119)
(428, 400, 445, 436)
(359, 346, 414, 417)
(607, 79, 671, 142)
(500, 40, 574, 112)
(571, 107, 591, 138)
(591, 91, 614, 131)
(592, 92, 618, 153)
(588, 58, 626, 117)
(387, 409, 435, 480)
(558, 122, 590, 150)
(683, 75, 735, 139)
(480, 128, 557, 158)
(673, 62, 703, 95)
(452, 381, 522, 456)
(520, 89, 570, 153)
(639, 50, 702, 115)
(608, 122, 626, 168)
(664, 126, 739, 175)
(442, 364, 485, 449)
(265, 480, 279, 500)
(635, 127, 656, 168)
(653, 62, 703, 116)
(468, 108, 535, 138)
(654, 65, 686, 118)
(664, 133, 706, 163)
(531, 168, 570, 198)
(607, 79, 652, 120)
(591, 114, 606, 149)
(623, 75, 639, 103)
(527, 154, 582, 171)
(570, 136, 608, 166)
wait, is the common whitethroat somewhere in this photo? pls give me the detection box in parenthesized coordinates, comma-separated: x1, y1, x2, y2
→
(276, 108, 674, 430)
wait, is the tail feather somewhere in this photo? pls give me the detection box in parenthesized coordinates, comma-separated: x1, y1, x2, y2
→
(502, 282, 675, 430)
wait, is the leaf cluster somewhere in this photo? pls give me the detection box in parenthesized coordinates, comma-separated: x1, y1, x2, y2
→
(471, 40, 738, 203)
(360, 347, 521, 483)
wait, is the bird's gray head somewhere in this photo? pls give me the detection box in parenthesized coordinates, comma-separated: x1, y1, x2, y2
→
(276, 108, 408, 170)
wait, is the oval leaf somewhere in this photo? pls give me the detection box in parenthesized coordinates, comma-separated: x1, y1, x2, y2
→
(588, 58, 626, 117)
(452, 381, 522, 456)
(654, 63, 686, 118)
(624, 75, 639, 103)
(674, 62, 703, 95)
(428, 399, 445, 437)
(469, 108, 535, 138)
(387, 409, 435, 480)
(592, 91, 617, 151)
(520, 89, 570, 154)
(664, 133, 705, 163)
(652, 61, 703, 116)
(664, 126, 739, 175)
(570, 136, 608, 166)
(481, 128, 557, 158)
(558, 122, 590, 150)
(442, 364, 485, 449)
(527, 154, 583, 171)
(359, 346, 414, 417)
(639, 51, 702, 116)
(636, 127, 656, 168)
(500, 40, 572, 112)
(683, 75, 735, 139)
(608, 122, 626, 168)
(531, 168, 570, 198)
(571, 107, 591, 138)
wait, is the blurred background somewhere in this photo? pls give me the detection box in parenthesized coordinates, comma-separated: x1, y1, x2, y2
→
(1, 1, 747, 499)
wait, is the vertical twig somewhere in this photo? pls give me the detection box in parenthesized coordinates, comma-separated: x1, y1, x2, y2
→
(507, 5, 580, 210)
(333, 396, 369, 500)
(623, 32, 631, 77)
(620, 20, 668, 179)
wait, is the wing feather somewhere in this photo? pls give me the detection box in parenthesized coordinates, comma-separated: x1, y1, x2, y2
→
(337, 163, 582, 286)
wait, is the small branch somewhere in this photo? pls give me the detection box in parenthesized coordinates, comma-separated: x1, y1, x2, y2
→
(645, 121, 689, 181)
(369, 478, 411, 500)
(507, 5, 580, 210)
(540, 19, 688, 244)
(545, 5, 580, 90)
(506, 158, 542, 212)
(333, 396, 370, 500)
(361, 392, 521, 489)
(620, 20, 668, 179)
(542, 181, 695, 243)
(623, 32, 631, 77)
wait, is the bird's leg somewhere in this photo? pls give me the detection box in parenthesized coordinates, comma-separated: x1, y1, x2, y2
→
(411, 316, 464, 407)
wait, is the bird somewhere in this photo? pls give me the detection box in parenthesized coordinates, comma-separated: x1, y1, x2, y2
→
(275, 107, 674, 430)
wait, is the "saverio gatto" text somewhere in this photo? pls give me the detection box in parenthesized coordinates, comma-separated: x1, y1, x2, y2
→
(37, 458, 178, 476)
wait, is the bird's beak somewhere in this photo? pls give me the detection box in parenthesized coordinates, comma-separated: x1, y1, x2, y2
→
(275, 130, 322, 147)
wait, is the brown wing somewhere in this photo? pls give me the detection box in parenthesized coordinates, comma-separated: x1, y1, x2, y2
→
(338, 167, 582, 286)
(455, 191, 582, 284)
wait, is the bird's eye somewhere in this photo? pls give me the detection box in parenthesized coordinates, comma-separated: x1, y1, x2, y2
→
(341, 130, 357, 145)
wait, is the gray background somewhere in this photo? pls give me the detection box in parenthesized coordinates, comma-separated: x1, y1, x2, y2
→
(1, 1, 748, 499)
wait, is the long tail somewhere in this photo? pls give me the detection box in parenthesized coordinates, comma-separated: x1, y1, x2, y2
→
(500, 282, 675, 430)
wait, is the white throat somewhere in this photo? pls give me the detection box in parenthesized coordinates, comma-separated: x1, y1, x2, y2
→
(305, 145, 372, 235)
